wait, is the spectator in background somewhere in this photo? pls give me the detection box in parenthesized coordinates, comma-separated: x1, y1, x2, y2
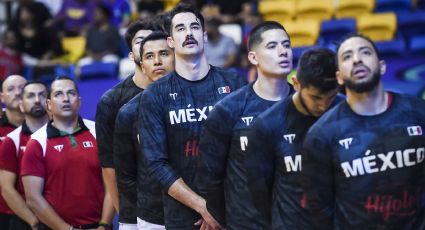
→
(100, 0, 132, 30)
(55, 0, 96, 36)
(12, 1, 64, 80)
(0, 29, 23, 82)
(76, 4, 121, 76)
(204, 17, 238, 68)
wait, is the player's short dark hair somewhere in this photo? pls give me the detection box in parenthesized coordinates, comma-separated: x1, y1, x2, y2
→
(297, 48, 338, 93)
(139, 31, 170, 58)
(48, 76, 79, 99)
(165, 3, 205, 36)
(23, 80, 48, 94)
(247, 21, 289, 51)
(155, 12, 171, 35)
(124, 20, 160, 49)
(335, 33, 380, 60)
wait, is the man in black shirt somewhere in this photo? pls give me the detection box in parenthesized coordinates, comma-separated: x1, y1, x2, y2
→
(114, 31, 175, 230)
(302, 34, 425, 229)
(245, 48, 342, 229)
(95, 19, 159, 222)
(196, 21, 294, 230)
(138, 3, 246, 230)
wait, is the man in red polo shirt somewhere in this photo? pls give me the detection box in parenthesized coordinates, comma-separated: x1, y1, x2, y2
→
(0, 81, 49, 230)
(0, 74, 26, 229)
(1, 75, 26, 142)
(21, 76, 114, 230)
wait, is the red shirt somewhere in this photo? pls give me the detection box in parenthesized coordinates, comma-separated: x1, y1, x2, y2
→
(0, 114, 17, 215)
(0, 123, 32, 198)
(0, 46, 23, 82)
(21, 118, 104, 226)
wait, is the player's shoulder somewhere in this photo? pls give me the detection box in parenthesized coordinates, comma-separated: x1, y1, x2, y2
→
(395, 92, 425, 108)
(210, 66, 243, 82)
(215, 83, 252, 109)
(143, 71, 175, 94)
(98, 76, 137, 104)
(118, 92, 142, 119)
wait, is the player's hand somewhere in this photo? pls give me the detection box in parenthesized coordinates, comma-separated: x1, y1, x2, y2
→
(199, 208, 224, 230)
(194, 218, 224, 230)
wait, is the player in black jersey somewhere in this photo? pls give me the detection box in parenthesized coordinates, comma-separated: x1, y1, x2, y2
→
(195, 21, 293, 230)
(245, 48, 342, 230)
(302, 34, 425, 229)
(138, 3, 246, 230)
(114, 31, 175, 230)
(95, 19, 159, 224)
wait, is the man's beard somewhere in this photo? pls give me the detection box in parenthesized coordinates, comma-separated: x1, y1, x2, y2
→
(344, 70, 381, 93)
(29, 106, 47, 118)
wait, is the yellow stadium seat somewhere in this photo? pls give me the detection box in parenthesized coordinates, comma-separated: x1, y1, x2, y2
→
(283, 19, 320, 47)
(295, 0, 334, 21)
(335, 0, 375, 19)
(163, 0, 180, 12)
(258, 0, 296, 22)
(357, 13, 397, 41)
(60, 36, 86, 64)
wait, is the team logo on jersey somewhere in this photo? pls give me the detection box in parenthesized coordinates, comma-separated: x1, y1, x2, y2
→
(54, 145, 64, 152)
(283, 134, 296, 144)
(217, 86, 230, 94)
(169, 105, 214, 125)
(240, 136, 248, 151)
(241, 116, 254, 126)
(407, 126, 423, 136)
(339, 137, 353, 150)
(83, 141, 94, 148)
(20, 146, 26, 152)
(169, 93, 178, 100)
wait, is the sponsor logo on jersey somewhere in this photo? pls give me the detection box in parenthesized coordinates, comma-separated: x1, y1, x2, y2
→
(169, 93, 178, 100)
(283, 134, 296, 144)
(241, 116, 254, 126)
(365, 189, 421, 221)
(169, 105, 214, 125)
(339, 137, 353, 150)
(20, 146, 26, 152)
(284, 155, 302, 172)
(83, 141, 94, 148)
(340, 147, 425, 178)
(217, 86, 230, 94)
(407, 126, 422, 136)
(240, 136, 248, 151)
(54, 145, 64, 152)
(185, 139, 199, 157)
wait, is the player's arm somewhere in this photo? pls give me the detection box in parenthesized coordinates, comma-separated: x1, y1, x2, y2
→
(196, 103, 234, 226)
(21, 140, 73, 230)
(138, 89, 223, 229)
(113, 107, 137, 223)
(301, 126, 334, 229)
(98, 174, 116, 228)
(96, 98, 119, 211)
(245, 118, 275, 221)
(0, 138, 38, 228)
(23, 176, 73, 230)
(0, 171, 38, 228)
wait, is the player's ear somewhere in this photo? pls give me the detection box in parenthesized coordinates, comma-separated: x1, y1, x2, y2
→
(128, 51, 134, 61)
(379, 60, 386, 76)
(247, 51, 258, 66)
(336, 71, 344, 86)
(292, 76, 301, 92)
(167, 36, 175, 49)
